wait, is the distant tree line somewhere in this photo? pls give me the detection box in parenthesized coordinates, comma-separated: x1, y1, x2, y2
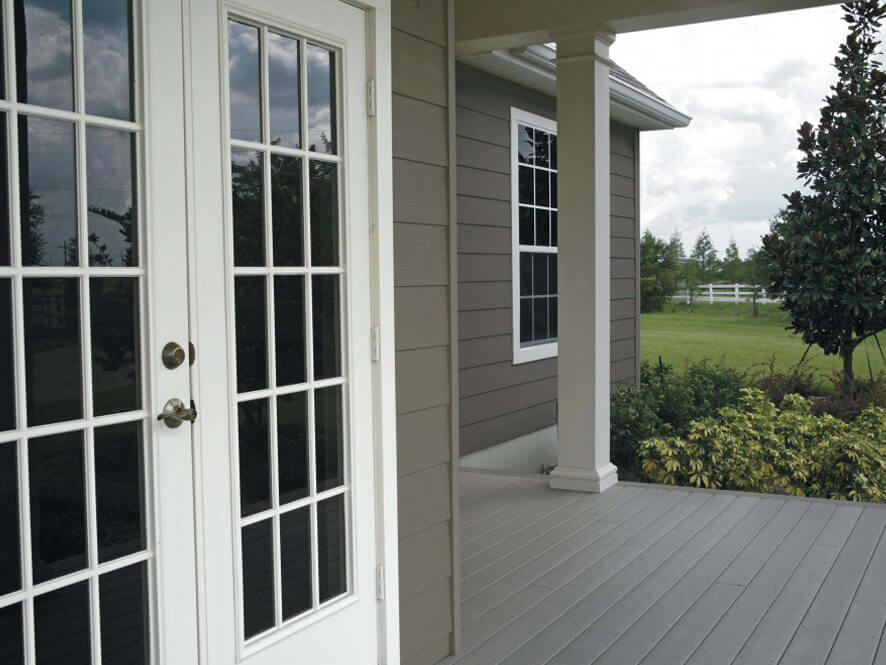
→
(640, 229, 768, 314)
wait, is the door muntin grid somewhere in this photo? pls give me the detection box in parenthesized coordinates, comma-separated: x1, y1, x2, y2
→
(0, 1, 151, 664)
(225, 13, 351, 645)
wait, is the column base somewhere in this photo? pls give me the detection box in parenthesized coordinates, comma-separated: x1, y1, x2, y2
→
(549, 463, 618, 493)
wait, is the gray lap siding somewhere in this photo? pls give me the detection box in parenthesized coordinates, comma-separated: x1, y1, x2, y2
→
(456, 63, 640, 456)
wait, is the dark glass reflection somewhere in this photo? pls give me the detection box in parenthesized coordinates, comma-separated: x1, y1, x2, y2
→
(309, 160, 338, 266)
(0, 280, 14, 431)
(19, 117, 77, 267)
(534, 129, 550, 168)
(29, 431, 86, 583)
(271, 154, 303, 266)
(228, 20, 262, 143)
(533, 297, 548, 341)
(519, 254, 531, 297)
(0, 443, 20, 595)
(549, 255, 557, 294)
(84, 0, 134, 120)
(0, 11, 4, 100)
(517, 125, 533, 164)
(315, 385, 343, 492)
(234, 276, 268, 393)
(15, 0, 74, 110)
(268, 32, 300, 148)
(95, 421, 144, 562)
(518, 207, 533, 246)
(87, 128, 136, 266)
(238, 398, 270, 517)
(231, 149, 265, 267)
(535, 169, 549, 207)
(532, 254, 547, 295)
(535, 209, 550, 246)
(278, 391, 308, 504)
(518, 166, 532, 205)
(0, 115, 9, 265)
(551, 211, 558, 246)
(274, 276, 305, 386)
(91, 278, 140, 416)
(34, 581, 90, 665)
(306, 44, 336, 153)
(549, 297, 558, 339)
(317, 494, 346, 602)
(0, 604, 23, 665)
(100, 563, 149, 665)
(24, 278, 82, 425)
(242, 519, 274, 639)
(551, 171, 558, 208)
(520, 300, 531, 346)
(312, 275, 341, 380)
(281, 507, 311, 619)
(550, 134, 557, 169)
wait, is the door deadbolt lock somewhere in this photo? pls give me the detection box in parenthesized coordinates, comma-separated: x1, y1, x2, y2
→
(162, 342, 187, 369)
(158, 398, 198, 428)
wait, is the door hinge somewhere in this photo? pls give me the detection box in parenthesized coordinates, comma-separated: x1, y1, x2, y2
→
(367, 79, 376, 117)
(371, 326, 381, 362)
(376, 565, 385, 600)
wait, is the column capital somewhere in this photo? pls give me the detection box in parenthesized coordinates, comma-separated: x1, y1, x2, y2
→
(553, 28, 615, 60)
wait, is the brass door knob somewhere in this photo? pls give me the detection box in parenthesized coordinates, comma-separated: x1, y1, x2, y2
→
(158, 398, 198, 428)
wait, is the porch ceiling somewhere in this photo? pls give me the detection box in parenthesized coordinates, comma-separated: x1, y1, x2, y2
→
(455, 0, 838, 56)
(446, 471, 886, 665)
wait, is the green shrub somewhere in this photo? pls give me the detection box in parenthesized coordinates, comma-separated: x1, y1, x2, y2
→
(639, 389, 886, 502)
(610, 359, 745, 480)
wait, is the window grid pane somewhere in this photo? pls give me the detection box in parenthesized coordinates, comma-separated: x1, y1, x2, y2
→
(227, 16, 349, 643)
(1, 2, 151, 662)
(515, 120, 558, 350)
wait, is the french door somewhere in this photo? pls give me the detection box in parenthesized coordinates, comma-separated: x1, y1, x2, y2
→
(187, 0, 382, 663)
(0, 0, 198, 664)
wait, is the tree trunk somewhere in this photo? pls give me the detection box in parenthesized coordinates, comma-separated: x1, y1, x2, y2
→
(842, 348, 855, 392)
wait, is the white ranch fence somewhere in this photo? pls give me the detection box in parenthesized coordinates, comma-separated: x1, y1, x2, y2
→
(675, 283, 782, 304)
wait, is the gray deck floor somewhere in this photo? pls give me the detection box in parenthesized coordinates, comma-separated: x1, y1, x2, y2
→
(442, 471, 886, 665)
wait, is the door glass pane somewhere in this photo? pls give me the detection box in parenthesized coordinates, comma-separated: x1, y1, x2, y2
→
(29, 431, 86, 583)
(228, 20, 262, 143)
(90, 277, 140, 416)
(317, 494, 345, 602)
(19, 117, 78, 267)
(238, 398, 270, 517)
(0, 280, 14, 431)
(280, 507, 310, 619)
(86, 127, 136, 266)
(0, 442, 20, 595)
(0, 114, 9, 265)
(309, 160, 337, 266)
(95, 421, 144, 562)
(83, 0, 134, 120)
(278, 392, 308, 504)
(241, 519, 274, 639)
(315, 385, 342, 492)
(15, 0, 74, 110)
(0, 604, 23, 665)
(23, 278, 82, 426)
(271, 154, 303, 266)
(274, 275, 305, 386)
(268, 32, 300, 149)
(312, 275, 340, 380)
(306, 44, 335, 153)
(100, 563, 148, 665)
(34, 581, 90, 665)
(231, 149, 265, 267)
(234, 276, 267, 393)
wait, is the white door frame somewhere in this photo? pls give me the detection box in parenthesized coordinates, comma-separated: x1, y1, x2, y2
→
(180, 1, 400, 663)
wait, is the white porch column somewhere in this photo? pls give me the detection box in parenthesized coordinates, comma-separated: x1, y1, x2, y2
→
(550, 33, 619, 493)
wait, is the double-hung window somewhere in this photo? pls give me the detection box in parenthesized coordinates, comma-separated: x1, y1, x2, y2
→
(511, 108, 558, 364)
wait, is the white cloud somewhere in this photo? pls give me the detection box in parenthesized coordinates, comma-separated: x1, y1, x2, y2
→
(610, 4, 872, 257)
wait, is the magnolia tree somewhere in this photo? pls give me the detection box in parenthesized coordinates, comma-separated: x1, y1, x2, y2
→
(763, 0, 886, 386)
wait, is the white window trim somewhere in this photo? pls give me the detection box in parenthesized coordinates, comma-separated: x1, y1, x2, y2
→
(511, 106, 558, 365)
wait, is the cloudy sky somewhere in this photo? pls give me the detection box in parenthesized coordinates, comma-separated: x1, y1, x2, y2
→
(611, 5, 884, 258)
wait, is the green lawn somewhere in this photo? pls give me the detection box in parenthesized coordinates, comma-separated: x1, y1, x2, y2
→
(641, 302, 886, 388)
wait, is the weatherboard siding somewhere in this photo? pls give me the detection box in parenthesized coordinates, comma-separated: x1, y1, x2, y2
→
(456, 63, 641, 456)
(392, 1, 457, 663)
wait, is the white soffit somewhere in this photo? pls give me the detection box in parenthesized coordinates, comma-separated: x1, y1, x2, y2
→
(458, 44, 692, 131)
